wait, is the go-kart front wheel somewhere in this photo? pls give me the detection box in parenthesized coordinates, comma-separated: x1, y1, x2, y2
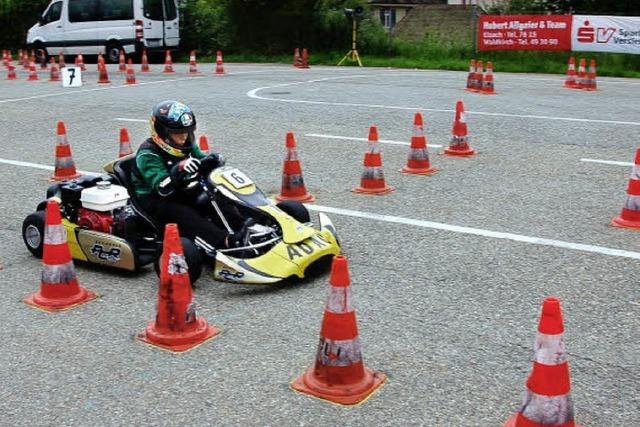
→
(22, 211, 46, 258)
(153, 237, 203, 286)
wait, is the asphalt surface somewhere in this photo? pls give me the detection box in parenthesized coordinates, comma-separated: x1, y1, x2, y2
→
(0, 61, 638, 426)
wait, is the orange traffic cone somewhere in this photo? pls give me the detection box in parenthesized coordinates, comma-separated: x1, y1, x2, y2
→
(27, 62, 38, 81)
(198, 134, 210, 155)
(188, 50, 199, 74)
(444, 100, 476, 157)
(24, 200, 96, 311)
(97, 62, 110, 84)
(291, 255, 386, 405)
(576, 58, 586, 89)
(215, 50, 225, 75)
(300, 48, 310, 69)
(51, 121, 81, 181)
(74, 52, 86, 71)
(49, 58, 60, 82)
(1, 49, 8, 66)
(39, 51, 48, 69)
(141, 48, 150, 72)
(481, 61, 496, 94)
(475, 60, 484, 92)
(275, 132, 315, 203)
(137, 223, 220, 352)
(612, 148, 640, 229)
(97, 54, 105, 71)
(293, 48, 302, 68)
(23, 51, 30, 70)
(503, 297, 582, 427)
(352, 126, 395, 195)
(163, 50, 174, 73)
(58, 51, 65, 68)
(564, 57, 578, 89)
(17, 49, 23, 66)
(6, 64, 17, 80)
(583, 59, 597, 91)
(118, 128, 133, 157)
(401, 113, 438, 175)
(118, 49, 126, 72)
(466, 59, 476, 91)
(125, 59, 136, 85)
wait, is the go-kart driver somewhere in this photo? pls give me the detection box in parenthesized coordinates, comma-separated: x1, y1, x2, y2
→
(132, 100, 243, 255)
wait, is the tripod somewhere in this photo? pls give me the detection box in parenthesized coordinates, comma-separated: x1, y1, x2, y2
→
(338, 16, 362, 67)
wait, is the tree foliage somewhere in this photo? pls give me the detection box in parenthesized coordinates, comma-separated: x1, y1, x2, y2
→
(486, 0, 640, 15)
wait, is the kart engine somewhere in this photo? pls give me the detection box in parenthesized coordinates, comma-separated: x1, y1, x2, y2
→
(78, 208, 114, 233)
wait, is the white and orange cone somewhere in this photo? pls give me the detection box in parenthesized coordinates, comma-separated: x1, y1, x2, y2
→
(503, 297, 582, 427)
(275, 132, 315, 203)
(352, 126, 395, 195)
(163, 50, 175, 73)
(576, 58, 586, 89)
(612, 148, 640, 229)
(215, 50, 225, 75)
(481, 61, 496, 94)
(140, 49, 151, 72)
(466, 59, 477, 91)
(582, 59, 597, 91)
(443, 100, 476, 157)
(125, 59, 136, 85)
(118, 128, 133, 157)
(51, 121, 81, 181)
(118, 49, 127, 72)
(24, 200, 96, 312)
(58, 51, 65, 68)
(97, 62, 110, 84)
(6, 64, 17, 80)
(27, 61, 39, 81)
(564, 57, 579, 89)
(49, 58, 60, 82)
(401, 113, 438, 175)
(188, 50, 199, 74)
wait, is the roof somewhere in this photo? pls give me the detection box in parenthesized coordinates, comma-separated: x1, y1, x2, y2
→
(368, 0, 447, 5)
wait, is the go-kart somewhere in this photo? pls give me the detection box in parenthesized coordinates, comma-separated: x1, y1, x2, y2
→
(22, 154, 341, 285)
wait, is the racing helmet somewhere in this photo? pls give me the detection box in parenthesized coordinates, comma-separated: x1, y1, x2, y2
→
(150, 100, 197, 157)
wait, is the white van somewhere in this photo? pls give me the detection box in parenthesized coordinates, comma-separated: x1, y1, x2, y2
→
(27, 0, 180, 63)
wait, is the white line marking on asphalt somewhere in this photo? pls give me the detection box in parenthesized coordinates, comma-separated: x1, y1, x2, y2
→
(580, 158, 633, 167)
(305, 133, 443, 148)
(247, 76, 640, 126)
(4, 156, 639, 260)
(0, 76, 204, 104)
(115, 118, 147, 123)
(306, 204, 640, 261)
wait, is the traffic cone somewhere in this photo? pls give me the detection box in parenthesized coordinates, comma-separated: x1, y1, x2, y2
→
(475, 60, 484, 92)
(6, 64, 17, 80)
(118, 128, 133, 157)
(300, 48, 310, 69)
(352, 126, 395, 195)
(125, 59, 136, 85)
(39, 51, 48, 69)
(198, 134, 210, 155)
(583, 59, 597, 91)
(23, 51, 30, 70)
(188, 50, 199, 74)
(137, 223, 220, 352)
(97, 54, 104, 71)
(2, 49, 8, 66)
(75, 52, 86, 71)
(49, 58, 60, 82)
(466, 59, 476, 91)
(563, 57, 578, 89)
(17, 49, 23, 66)
(51, 121, 81, 181)
(293, 48, 302, 68)
(401, 113, 438, 175)
(140, 48, 150, 72)
(576, 58, 586, 89)
(291, 255, 386, 405)
(215, 50, 225, 75)
(163, 50, 174, 73)
(503, 297, 582, 427)
(27, 62, 39, 81)
(118, 49, 126, 72)
(481, 61, 496, 94)
(97, 62, 110, 84)
(24, 200, 96, 312)
(275, 132, 315, 203)
(612, 148, 640, 229)
(443, 100, 476, 157)
(58, 51, 65, 68)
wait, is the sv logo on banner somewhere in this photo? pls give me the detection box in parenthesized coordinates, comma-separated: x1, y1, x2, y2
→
(572, 15, 640, 54)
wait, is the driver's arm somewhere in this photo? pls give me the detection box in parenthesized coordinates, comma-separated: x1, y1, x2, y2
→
(136, 152, 176, 197)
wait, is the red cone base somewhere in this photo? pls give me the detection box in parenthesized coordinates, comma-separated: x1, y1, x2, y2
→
(443, 146, 476, 157)
(291, 366, 386, 406)
(24, 288, 96, 312)
(503, 413, 582, 427)
(400, 165, 439, 175)
(352, 182, 395, 195)
(137, 318, 220, 353)
(611, 214, 640, 230)
(275, 192, 316, 203)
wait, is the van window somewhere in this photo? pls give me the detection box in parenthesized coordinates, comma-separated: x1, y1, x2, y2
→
(99, 0, 134, 21)
(69, 0, 99, 22)
(143, 0, 176, 21)
(42, 1, 63, 24)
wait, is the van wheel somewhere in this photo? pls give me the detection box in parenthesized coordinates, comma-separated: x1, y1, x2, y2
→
(105, 42, 122, 63)
(33, 42, 48, 63)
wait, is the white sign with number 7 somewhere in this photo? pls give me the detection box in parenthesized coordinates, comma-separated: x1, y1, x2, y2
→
(62, 66, 82, 87)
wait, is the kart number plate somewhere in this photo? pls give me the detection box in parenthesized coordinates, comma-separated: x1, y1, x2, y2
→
(222, 168, 253, 189)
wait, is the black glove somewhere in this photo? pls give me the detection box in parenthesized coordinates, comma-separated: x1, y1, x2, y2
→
(199, 153, 226, 176)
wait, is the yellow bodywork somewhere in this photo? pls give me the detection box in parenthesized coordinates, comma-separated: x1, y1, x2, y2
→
(62, 219, 88, 261)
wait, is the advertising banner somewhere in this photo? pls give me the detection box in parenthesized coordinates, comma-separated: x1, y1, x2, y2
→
(478, 15, 572, 51)
(572, 15, 640, 54)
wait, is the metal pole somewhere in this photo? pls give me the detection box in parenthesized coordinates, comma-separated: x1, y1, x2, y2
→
(472, 1, 478, 55)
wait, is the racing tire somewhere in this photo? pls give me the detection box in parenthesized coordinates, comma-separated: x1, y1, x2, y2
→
(153, 237, 203, 286)
(22, 211, 46, 258)
(277, 200, 310, 223)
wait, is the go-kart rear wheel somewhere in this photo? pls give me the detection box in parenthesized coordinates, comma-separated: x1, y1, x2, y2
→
(153, 237, 203, 286)
(22, 211, 46, 258)
(277, 200, 310, 223)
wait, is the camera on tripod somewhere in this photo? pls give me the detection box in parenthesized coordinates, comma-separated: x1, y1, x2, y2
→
(343, 6, 364, 18)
